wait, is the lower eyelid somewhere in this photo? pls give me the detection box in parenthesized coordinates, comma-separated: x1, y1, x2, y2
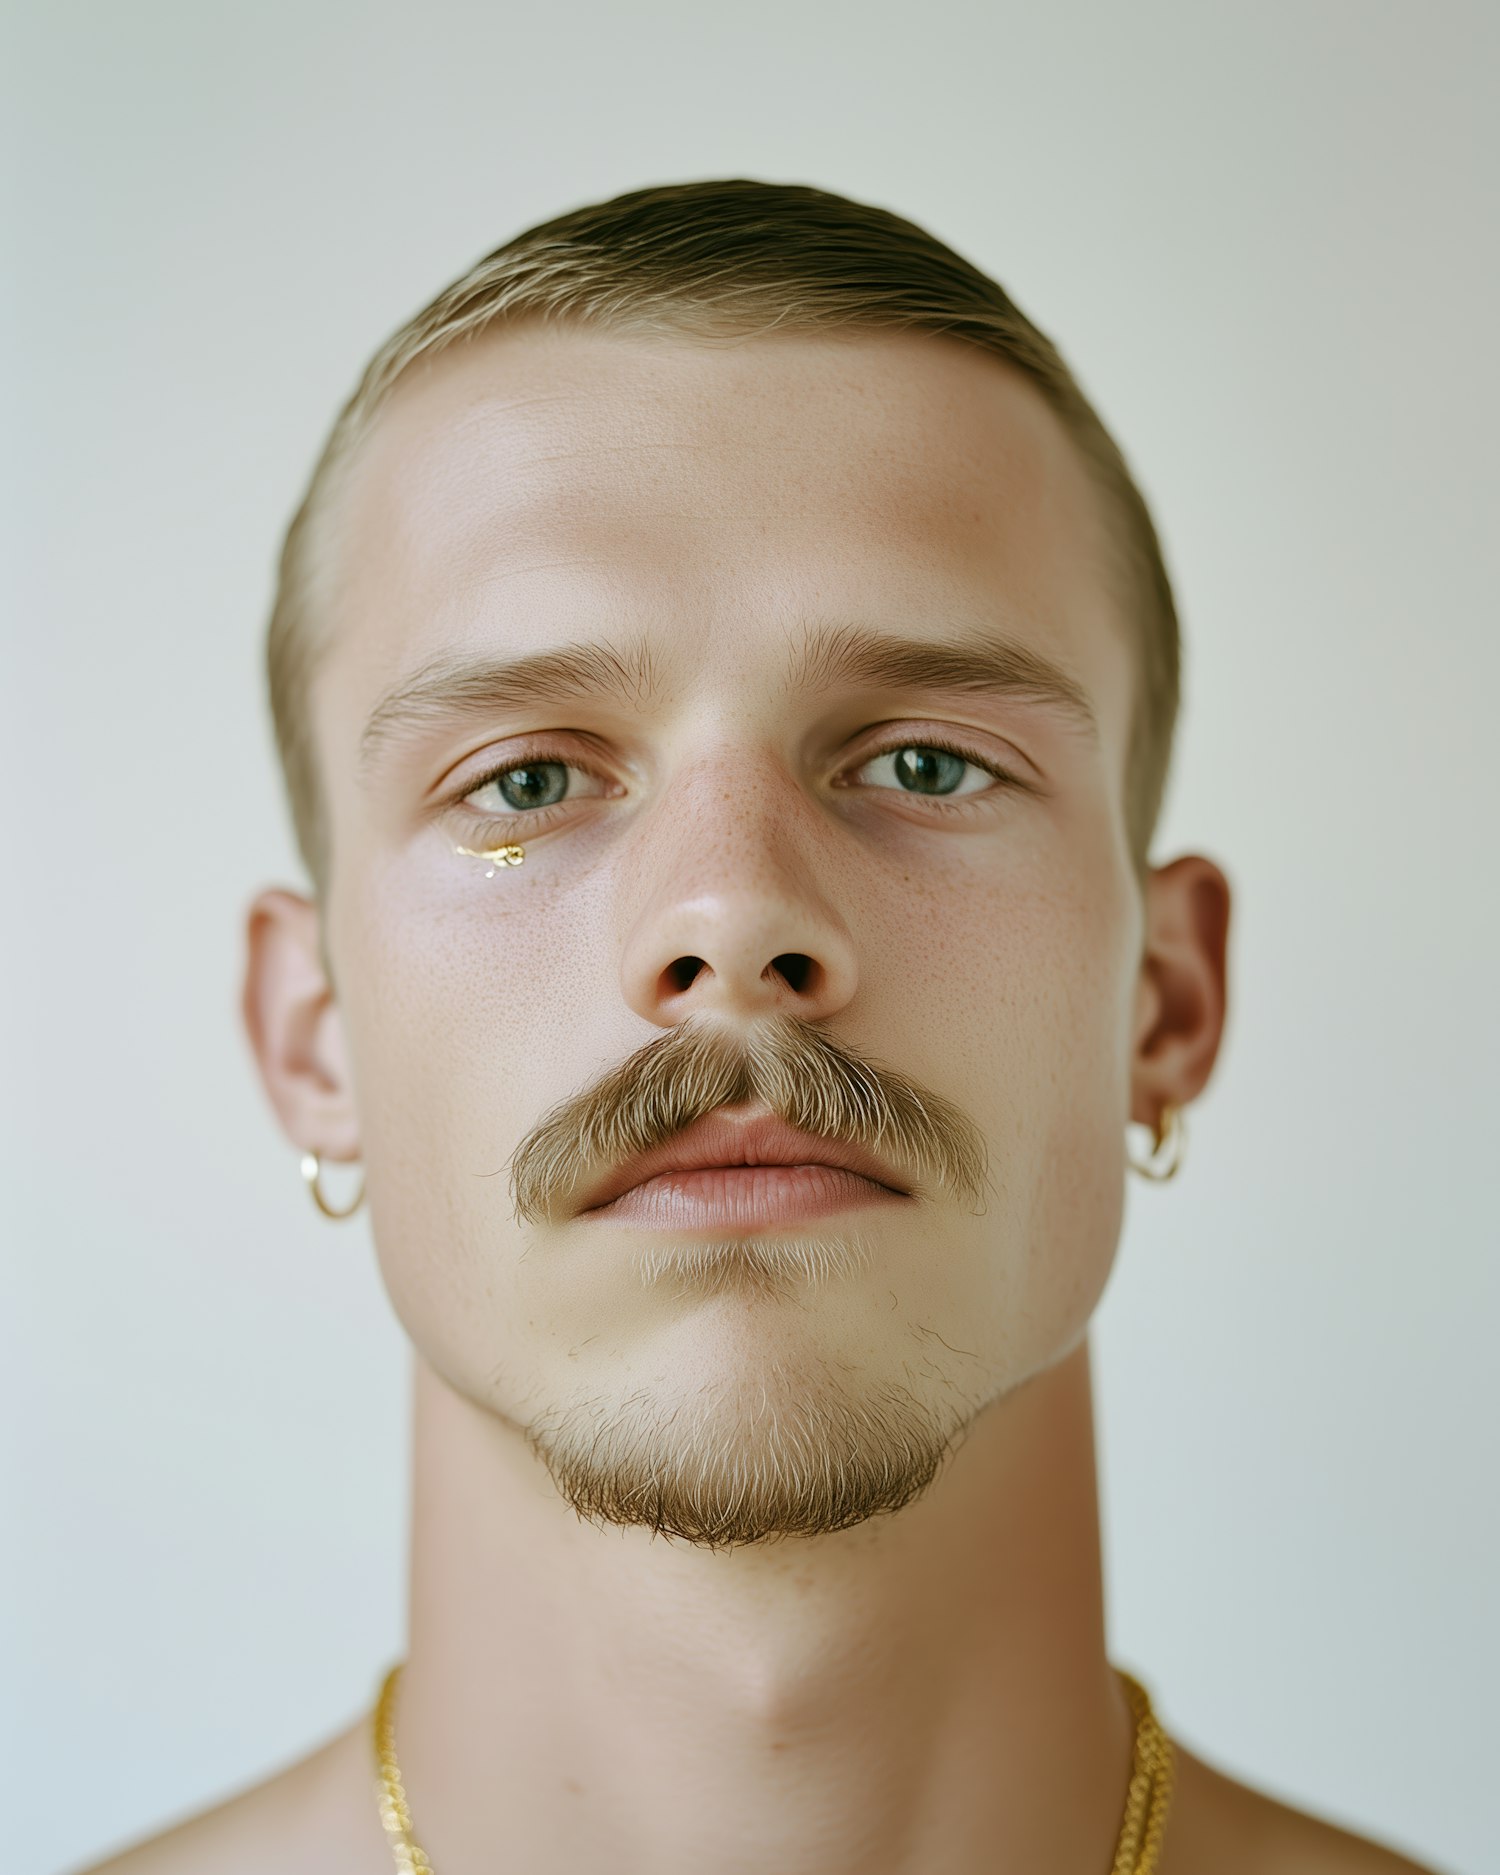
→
(445, 802, 584, 859)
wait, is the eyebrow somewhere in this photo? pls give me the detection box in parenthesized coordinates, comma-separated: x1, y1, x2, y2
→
(791, 620, 1098, 741)
(358, 618, 1099, 773)
(360, 637, 664, 772)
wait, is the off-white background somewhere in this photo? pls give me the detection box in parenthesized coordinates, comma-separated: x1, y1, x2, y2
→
(4, 3, 1495, 1871)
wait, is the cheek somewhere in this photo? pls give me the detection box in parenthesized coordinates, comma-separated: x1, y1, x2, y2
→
(916, 838, 1136, 1303)
(330, 861, 622, 1257)
(883, 809, 1136, 1099)
(1015, 873, 1138, 1331)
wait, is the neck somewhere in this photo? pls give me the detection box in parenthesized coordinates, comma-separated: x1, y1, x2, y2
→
(392, 1336, 1134, 1874)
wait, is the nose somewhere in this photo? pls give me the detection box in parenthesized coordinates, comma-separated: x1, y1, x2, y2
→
(617, 751, 860, 1030)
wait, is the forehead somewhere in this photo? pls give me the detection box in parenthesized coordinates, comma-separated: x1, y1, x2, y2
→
(320, 323, 1132, 756)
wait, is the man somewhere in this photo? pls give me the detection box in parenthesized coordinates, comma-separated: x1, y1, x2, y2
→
(76, 181, 1444, 1873)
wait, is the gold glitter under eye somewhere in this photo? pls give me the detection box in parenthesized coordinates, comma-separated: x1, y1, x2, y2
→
(452, 841, 526, 877)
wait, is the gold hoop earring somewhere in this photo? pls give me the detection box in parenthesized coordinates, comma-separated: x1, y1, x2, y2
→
(300, 1152, 366, 1220)
(1127, 1102, 1186, 1181)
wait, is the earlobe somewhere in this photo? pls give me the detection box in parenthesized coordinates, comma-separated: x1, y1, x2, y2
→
(241, 887, 361, 1160)
(1128, 855, 1231, 1131)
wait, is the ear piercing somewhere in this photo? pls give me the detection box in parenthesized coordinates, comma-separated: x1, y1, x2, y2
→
(1127, 1102, 1186, 1181)
(301, 1151, 365, 1220)
(453, 841, 526, 877)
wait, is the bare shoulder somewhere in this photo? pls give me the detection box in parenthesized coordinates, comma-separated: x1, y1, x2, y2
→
(1166, 1739, 1453, 1875)
(60, 1716, 383, 1875)
(61, 1721, 1455, 1875)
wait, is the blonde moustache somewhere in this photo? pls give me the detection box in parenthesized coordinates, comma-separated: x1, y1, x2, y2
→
(506, 1011, 993, 1227)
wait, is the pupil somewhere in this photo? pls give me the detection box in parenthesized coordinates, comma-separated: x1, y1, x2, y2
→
(895, 747, 965, 795)
(499, 764, 565, 810)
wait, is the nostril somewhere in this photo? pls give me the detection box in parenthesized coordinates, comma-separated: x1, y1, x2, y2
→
(665, 955, 707, 993)
(658, 951, 821, 1003)
(771, 953, 816, 994)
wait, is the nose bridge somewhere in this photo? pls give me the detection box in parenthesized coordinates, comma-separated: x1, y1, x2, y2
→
(617, 738, 859, 1026)
(661, 739, 812, 884)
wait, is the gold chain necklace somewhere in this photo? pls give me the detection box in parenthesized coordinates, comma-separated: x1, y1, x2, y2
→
(372, 1658, 1174, 1873)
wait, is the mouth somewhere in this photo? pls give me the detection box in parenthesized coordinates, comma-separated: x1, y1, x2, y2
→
(574, 1107, 915, 1230)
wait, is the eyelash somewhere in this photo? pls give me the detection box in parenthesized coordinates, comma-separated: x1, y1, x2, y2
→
(846, 736, 1029, 813)
(450, 734, 1029, 833)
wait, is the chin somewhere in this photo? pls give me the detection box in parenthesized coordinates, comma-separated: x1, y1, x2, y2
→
(522, 1341, 978, 1550)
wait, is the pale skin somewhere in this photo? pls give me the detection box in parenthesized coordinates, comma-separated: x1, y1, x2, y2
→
(74, 327, 1443, 1873)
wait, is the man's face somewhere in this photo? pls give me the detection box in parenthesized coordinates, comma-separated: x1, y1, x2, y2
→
(300, 324, 1147, 1546)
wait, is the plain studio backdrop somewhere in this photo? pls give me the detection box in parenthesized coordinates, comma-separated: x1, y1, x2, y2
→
(3, 3, 1495, 1871)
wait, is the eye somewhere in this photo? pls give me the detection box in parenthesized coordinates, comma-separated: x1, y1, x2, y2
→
(459, 757, 609, 817)
(851, 738, 1021, 800)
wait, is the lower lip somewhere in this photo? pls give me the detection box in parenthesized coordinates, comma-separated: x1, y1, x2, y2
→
(582, 1164, 912, 1230)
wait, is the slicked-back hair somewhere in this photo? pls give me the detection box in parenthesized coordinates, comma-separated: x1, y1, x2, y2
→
(266, 178, 1180, 892)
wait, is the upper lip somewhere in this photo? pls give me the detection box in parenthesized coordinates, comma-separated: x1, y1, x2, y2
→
(574, 1107, 914, 1214)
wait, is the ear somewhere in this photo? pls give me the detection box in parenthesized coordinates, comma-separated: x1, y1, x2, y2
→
(1129, 854, 1231, 1131)
(241, 887, 360, 1161)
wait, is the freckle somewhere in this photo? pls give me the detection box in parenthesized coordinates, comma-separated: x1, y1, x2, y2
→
(563, 1777, 585, 1795)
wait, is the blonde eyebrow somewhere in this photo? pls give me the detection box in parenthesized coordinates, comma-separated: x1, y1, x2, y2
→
(786, 619, 1098, 742)
(357, 618, 1098, 773)
(359, 636, 663, 771)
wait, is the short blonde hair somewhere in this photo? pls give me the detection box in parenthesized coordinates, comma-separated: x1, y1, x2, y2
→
(267, 178, 1180, 889)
